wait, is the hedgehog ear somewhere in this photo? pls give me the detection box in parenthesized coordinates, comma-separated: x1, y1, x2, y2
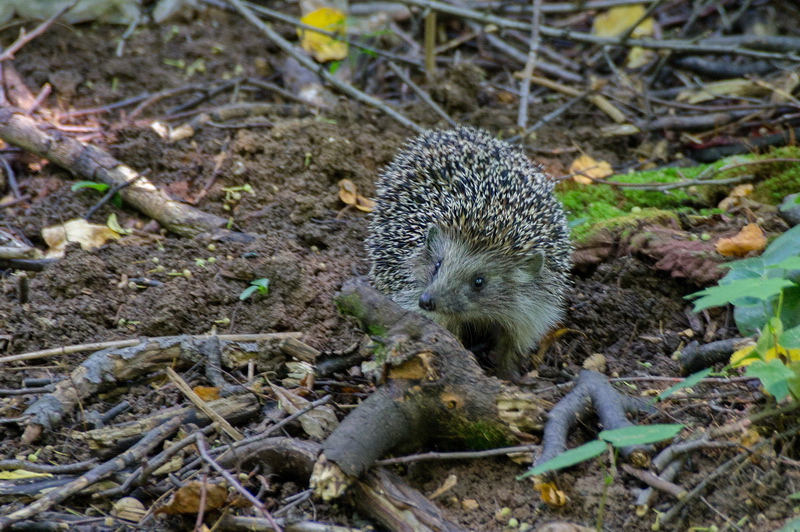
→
(526, 251, 545, 277)
(424, 226, 441, 252)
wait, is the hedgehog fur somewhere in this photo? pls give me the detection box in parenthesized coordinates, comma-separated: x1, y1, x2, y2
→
(366, 127, 571, 379)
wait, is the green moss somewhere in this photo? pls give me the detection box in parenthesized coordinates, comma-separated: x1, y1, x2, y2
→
(558, 149, 800, 242)
(450, 419, 513, 450)
(571, 208, 680, 243)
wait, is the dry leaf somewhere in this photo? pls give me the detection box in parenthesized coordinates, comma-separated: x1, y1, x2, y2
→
(112, 497, 146, 523)
(718, 183, 753, 210)
(582, 353, 607, 373)
(677, 79, 768, 105)
(298, 7, 348, 62)
(428, 474, 458, 500)
(461, 499, 480, 510)
(338, 178, 357, 205)
(156, 481, 228, 514)
(0, 469, 51, 480)
(569, 154, 613, 185)
(338, 178, 375, 212)
(42, 218, 121, 259)
(535, 480, 568, 507)
(193, 386, 221, 401)
(355, 194, 375, 212)
(271, 384, 339, 439)
(592, 5, 654, 38)
(716, 223, 766, 257)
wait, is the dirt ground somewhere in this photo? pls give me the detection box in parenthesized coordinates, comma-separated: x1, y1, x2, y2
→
(1, 8, 797, 532)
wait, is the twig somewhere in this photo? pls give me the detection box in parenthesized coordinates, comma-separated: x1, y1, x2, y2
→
(386, 61, 456, 126)
(474, 0, 660, 14)
(424, 9, 436, 78)
(227, 0, 424, 134)
(83, 172, 144, 220)
(400, 0, 800, 61)
(0, 417, 182, 528)
(0, 154, 20, 198)
(61, 93, 152, 118)
(517, 0, 543, 129)
(195, 435, 283, 531)
(202, 0, 422, 68)
(508, 92, 588, 142)
(514, 72, 626, 123)
(115, 12, 141, 57)
(376, 443, 541, 465)
(0, 2, 76, 62)
(166, 367, 244, 441)
(24, 83, 51, 115)
(0, 339, 141, 364)
(0, 459, 97, 474)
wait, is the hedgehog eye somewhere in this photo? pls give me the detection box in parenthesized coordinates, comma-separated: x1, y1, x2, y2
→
(433, 260, 442, 275)
(472, 276, 485, 290)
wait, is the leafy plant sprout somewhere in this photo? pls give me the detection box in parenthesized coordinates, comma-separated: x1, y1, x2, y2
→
(240, 278, 270, 301)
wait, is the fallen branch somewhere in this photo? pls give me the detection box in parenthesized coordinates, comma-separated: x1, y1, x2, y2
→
(311, 278, 655, 501)
(0, 108, 229, 237)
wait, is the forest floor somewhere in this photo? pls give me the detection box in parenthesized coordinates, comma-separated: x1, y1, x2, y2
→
(1, 2, 799, 531)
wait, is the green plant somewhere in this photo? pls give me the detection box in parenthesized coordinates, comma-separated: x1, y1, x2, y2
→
(71, 181, 122, 208)
(240, 278, 270, 301)
(518, 424, 684, 478)
(686, 224, 800, 401)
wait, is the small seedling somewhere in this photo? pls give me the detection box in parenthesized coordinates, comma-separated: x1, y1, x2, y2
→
(240, 278, 270, 301)
(71, 181, 123, 208)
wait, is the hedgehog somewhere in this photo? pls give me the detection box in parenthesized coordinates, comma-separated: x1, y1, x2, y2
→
(366, 127, 571, 380)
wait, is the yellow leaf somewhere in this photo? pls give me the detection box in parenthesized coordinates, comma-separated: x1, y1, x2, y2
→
(569, 154, 613, 185)
(677, 79, 768, 105)
(715, 223, 766, 257)
(730, 344, 757, 367)
(0, 469, 52, 480)
(42, 218, 121, 259)
(625, 46, 655, 69)
(592, 5, 654, 38)
(535, 479, 567, 507)
(298, 7, 348, 62)
(731, 344, 800, 367)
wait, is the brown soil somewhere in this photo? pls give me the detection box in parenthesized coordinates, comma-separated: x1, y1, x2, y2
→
(0, 10, 796, 532)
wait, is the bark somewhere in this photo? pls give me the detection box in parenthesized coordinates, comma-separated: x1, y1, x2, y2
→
(0, 108, 229, 237)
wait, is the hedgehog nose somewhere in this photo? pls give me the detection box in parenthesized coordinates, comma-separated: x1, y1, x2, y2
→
(419, 292, 436, 311)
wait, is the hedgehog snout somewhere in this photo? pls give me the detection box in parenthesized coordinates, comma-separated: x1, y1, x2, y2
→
(418, 292, 436, 311)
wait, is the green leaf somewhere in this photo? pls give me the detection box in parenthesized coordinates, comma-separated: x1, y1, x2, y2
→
(599, 424, 683, 447)
(687, 278, 795, 312)
(71, 181, 110, 192)
(656, 368, 713, 402)
(517, 440, 607, 478)
(745, 359, 795, 401)
(783, 325, 800, 349)
(789, 491, 800, 500)
(770, 256, 800, 271)
(239, 285, 259, 301)
(756, 316, 784, 353)
(777, 516, 800, 532)
(251, 278, 270, 290)
(760, 225, 800, 266)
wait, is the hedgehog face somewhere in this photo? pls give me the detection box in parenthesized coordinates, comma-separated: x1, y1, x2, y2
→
(413, 227, 545, 322)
